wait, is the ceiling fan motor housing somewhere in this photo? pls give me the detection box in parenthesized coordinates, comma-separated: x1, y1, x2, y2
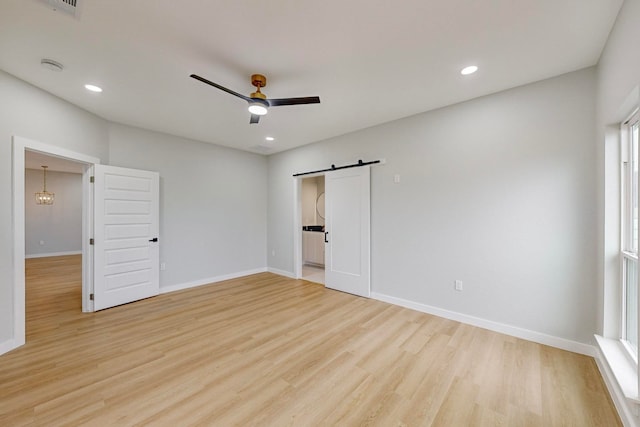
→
(250, 74, 267, 99)
(251, 74, 267, 88)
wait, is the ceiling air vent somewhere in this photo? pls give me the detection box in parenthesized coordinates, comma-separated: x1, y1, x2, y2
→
(39, 0, 82, 19)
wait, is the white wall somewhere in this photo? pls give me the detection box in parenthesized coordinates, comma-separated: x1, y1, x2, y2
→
(25, 169, 82, 257)
(595, 2, 640, 423)
(108, 123, 268, 290)
(301, 178, 318, 226)
(0, 69, 109, 345)
(268, 67, 597, 345)
(597, 0, 640, 337)
(301, 176, 325, 226)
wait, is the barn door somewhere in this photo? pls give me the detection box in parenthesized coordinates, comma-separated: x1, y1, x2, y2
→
(324, 166, 370, 297)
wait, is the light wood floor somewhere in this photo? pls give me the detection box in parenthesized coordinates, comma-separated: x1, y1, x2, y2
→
(0, 255, 621, 426)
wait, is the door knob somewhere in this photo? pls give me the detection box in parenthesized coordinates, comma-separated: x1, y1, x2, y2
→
(149, 237, 158, 242)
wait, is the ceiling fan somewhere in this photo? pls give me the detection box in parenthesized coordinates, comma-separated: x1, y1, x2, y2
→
(190, 73, 321, 124)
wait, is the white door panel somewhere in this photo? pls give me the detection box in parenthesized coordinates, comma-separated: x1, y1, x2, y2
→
(325, 166, 370, 297)
(93, 164, 160, 311)
(105, 224, 151, 239)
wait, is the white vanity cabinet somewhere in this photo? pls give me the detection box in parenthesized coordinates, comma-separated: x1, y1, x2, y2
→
(302, 231, 325, 266)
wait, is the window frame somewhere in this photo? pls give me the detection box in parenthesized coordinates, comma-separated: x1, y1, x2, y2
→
(621, 108, 640, 363)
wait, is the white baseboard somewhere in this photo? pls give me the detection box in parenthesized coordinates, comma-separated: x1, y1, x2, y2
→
(160, 267, 268, 294)
(25, 250, 82, 259)
(267, 267, 296, 279)
(0, 338, 17, 357)
(371, 292, 595, 357)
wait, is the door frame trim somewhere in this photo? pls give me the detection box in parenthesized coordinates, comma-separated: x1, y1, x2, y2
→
(11, 136, 100, 351)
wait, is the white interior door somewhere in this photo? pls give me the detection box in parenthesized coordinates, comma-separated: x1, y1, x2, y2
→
(93, 164, 160, 311)
(325, 166, 370, 297)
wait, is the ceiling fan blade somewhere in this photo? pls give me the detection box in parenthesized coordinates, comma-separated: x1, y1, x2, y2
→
(190, 74, 250, 102)
(268, 96, 321, 107)
(250, 114, 260, 124)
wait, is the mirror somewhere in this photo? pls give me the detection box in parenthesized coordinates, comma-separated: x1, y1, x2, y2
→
(316, 192, 325, 220)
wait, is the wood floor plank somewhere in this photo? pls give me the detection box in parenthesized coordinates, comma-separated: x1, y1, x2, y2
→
(0, 255, 622, 426)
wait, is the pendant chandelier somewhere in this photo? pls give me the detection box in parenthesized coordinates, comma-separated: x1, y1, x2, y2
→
(35, 165, 54, 205)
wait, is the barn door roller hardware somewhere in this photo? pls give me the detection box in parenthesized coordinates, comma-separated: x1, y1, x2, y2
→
(293, 159, 381, 177)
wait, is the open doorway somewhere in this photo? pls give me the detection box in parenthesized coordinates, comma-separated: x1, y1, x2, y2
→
(12, 136, 100, 351)
(24, 151, 86, 340)
(300, 175, 325, 284)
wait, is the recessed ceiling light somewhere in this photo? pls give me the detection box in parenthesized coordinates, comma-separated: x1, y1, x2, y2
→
(265, 136, 275, 141)
(84, 84, 103, 93)
(461, 65, 478, 75)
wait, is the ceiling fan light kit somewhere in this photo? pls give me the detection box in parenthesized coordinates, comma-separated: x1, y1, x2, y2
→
(248, 99, 269, 116)
(190, 72, 320, 124)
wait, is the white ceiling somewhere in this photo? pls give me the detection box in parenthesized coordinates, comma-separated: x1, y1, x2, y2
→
(0, 0, 623, 154)
(25, 150, 85, 173)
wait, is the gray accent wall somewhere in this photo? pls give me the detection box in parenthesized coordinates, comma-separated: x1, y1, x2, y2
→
(268, 68, 598, 344)
(25, 169, 82, 257)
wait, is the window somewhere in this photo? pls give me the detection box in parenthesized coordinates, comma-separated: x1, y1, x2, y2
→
(622, 109, 639, 361)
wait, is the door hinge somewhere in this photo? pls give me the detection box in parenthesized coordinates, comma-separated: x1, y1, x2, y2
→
(89, 238, 94, 245)
(90, 176, 94, 183)
(90, 293, 94, 301)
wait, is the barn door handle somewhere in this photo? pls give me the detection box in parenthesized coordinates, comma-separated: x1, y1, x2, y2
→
(149, 237, 158, 242)
(324, 232, 329, 243)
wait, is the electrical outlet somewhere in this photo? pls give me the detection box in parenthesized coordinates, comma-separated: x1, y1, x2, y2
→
(160, 262, 166, 271)
(39, 240, 45, 246)
(271, 249, 276, 257)
(455, 280, 463, 292)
